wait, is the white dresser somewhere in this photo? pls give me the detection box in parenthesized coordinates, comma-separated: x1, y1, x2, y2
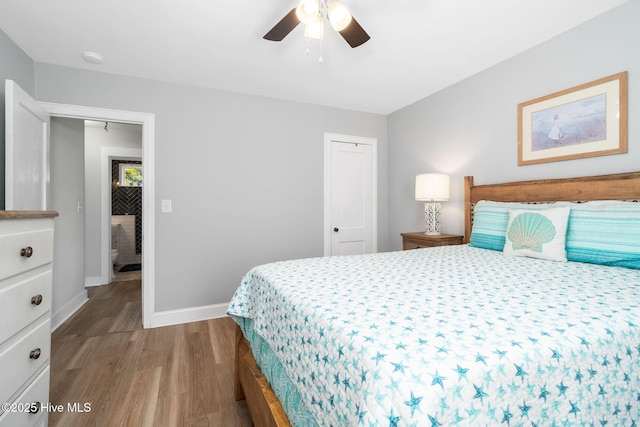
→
(0, 211, 57, 427)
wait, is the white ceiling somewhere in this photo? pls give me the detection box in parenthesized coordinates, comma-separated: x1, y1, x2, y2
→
(0, 0, 629, 115)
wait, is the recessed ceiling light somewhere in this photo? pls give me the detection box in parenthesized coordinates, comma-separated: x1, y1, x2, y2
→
(82, 51, 103, 64)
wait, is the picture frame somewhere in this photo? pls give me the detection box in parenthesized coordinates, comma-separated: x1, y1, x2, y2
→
(518, 71, 628, 166)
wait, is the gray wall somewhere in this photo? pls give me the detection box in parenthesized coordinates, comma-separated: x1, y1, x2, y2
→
(0, 29, 35, 209)
(388, 0, 640, 250)
(50, 117, 87, 327)
(34, 65, 388, 311)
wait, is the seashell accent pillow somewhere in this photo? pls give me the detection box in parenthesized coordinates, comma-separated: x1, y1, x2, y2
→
(470, 200, 552, 251)
(503, 206, 570, 262)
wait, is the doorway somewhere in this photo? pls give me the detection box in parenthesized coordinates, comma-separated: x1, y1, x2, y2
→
(42, 102, 156, 328)
(84, 120, 143, 284)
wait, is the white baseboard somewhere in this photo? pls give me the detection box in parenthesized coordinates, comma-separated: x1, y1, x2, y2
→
(147, 302, 230, 329)
(51, 288, 229, 330)
(85, 276, 105, 287)
(51, 290, 89, 332)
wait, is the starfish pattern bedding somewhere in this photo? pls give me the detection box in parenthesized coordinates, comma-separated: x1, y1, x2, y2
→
(228, 245, 640, 426)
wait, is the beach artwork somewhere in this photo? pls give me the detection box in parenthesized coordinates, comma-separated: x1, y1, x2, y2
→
(518, 72, 627, 165)
(531, 94, 606, 152)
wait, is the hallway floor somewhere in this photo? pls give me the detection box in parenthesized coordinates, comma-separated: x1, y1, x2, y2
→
(111, 261, 142, 283)
(49, 279, 251, 426)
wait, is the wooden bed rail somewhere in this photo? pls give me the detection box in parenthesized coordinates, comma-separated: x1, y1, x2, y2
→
(234, 323, 291, 427)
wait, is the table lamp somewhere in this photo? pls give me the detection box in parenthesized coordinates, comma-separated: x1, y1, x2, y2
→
(415, 173, 450, 235)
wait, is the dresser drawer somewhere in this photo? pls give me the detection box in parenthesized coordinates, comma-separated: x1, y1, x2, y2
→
(0, 271, 52, 344)
(0, 318, 51, 407)
(0, 226, 54, 281)
(0, 366, 50, 427)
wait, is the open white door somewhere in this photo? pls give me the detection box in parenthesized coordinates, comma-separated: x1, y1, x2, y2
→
(5, 79, 50, 210)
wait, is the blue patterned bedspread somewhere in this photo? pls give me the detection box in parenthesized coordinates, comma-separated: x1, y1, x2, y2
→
(227, 245, 640, 426)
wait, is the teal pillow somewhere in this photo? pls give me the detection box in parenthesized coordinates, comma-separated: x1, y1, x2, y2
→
(470, 201, 553, 251)
(554, 201, 640, 269)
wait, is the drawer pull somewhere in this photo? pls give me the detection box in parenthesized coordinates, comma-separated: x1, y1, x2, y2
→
(29, 402, 41, 414)
(21, 246, 34, 258)
(31, 294, 43, 305)
(29, 348, 42, 360)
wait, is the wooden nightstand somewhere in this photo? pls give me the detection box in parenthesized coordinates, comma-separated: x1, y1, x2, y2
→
(401, 232, 464, 250)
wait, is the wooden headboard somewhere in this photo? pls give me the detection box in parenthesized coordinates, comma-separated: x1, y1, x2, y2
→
(463, 171, 640, 243)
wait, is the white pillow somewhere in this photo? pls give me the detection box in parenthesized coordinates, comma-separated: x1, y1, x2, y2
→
(503, 206, 570, 262)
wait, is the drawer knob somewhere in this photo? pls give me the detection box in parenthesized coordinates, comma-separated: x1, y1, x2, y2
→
(29, 348, 42, 360)
(21, 246, 34, 258)
(29, 402, 41, 414)
(31, 294, 43, 306)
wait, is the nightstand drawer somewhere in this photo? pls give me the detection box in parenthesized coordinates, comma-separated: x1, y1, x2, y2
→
(403, 241, 427, 250)
(401, 232, 464, 250)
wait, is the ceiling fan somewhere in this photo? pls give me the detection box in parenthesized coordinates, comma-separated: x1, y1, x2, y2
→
(264, 0, 370, 48)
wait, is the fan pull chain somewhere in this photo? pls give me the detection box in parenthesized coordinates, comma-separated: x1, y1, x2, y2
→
(305, 38, 323, 63)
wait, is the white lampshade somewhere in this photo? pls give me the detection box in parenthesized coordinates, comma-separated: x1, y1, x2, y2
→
(415, 173, 450, 201)
(296, 0, 321, 25)
(327, 1, 352, 31)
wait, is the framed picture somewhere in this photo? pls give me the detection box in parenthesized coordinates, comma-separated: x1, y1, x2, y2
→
(518, 71, 628, 166)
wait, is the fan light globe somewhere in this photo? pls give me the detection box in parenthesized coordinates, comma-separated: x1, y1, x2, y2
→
(296, 0, 320, 25)
(327, 1, 352, 31)
(304, 13, 324, 40)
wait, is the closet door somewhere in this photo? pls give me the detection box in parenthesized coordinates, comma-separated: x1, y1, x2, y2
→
(5, 79, 51, 210)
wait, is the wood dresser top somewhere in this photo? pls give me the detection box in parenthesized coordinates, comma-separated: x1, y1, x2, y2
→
(0, 210, 59, 220)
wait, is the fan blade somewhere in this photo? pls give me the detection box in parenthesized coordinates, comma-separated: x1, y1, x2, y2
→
(264, 8, 300, 41)
(338, 16, 370, 48)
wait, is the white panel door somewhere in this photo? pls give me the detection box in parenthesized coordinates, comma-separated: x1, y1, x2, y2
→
(5, 79, 50, 210)
(330, 141, 373, 256)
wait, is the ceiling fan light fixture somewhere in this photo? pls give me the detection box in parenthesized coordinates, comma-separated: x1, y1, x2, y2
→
(264, 0, 369, 48)
(296, 0, 320, 25)
(327, 1, 352, 31)
(304, 13, 324, 40)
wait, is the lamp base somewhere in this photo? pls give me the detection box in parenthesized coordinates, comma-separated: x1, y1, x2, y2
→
(423, 202, 441, 235)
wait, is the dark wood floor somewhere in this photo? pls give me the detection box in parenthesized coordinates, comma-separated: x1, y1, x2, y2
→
(50, 279, 252, 426)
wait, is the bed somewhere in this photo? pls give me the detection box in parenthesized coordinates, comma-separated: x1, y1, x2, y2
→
(228, 171, 640, 426)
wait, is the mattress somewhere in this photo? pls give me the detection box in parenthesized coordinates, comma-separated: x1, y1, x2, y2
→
(228, 245, 640, 426)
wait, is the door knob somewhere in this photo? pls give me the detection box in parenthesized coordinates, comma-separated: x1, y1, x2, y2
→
(333, 227, 339, 232)
(21, 246, 34, 258)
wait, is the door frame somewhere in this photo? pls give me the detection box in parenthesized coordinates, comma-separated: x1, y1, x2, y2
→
(40, 101, 155, 328)
(323, 132, 377, 256)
